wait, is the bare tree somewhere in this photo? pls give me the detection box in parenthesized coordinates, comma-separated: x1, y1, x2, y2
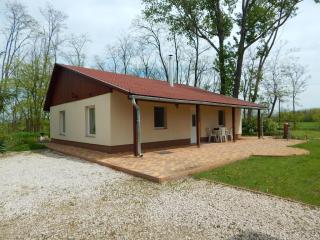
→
(94, 55, 107, 71)
(118, 35, 135, 74)
(40, 4, 67, 67)
(262, 48, 289, 118)
(284, 62, 309, 122)
(134, 18, 169, 81)
(63, 34, 90, 66)
(0, 1, 35, 112)
(105, 45, 120, 73)
(131, 39, 157, 78)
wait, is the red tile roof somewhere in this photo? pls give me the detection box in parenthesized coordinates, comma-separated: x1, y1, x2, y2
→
(51, 64, 264, 109)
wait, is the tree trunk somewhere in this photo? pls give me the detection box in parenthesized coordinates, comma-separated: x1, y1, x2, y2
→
(268, 96, 278, 118)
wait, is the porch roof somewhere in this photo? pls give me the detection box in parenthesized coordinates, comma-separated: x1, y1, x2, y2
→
(50, 64, 265, 110)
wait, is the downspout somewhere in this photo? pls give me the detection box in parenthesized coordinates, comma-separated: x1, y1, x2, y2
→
(131, 97, 142, 157)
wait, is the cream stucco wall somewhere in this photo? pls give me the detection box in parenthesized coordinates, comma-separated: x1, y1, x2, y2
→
(108, 92, 242, 145)
(50, 94, 111, 145)
(108, 91, 192, 145)
(109, 91, 134, 145)
(139, 101, 192, 143)
(200, 105, 242, 137)
(50, 90, 243, 147)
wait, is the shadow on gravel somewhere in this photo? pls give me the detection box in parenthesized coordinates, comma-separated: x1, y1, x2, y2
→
(229, 231, 280, 240)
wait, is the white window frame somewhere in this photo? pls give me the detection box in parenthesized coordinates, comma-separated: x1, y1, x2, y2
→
(59, 110, 66, 135)
(86, 105, 96, 137)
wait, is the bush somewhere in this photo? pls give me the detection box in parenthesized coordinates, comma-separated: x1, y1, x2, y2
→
(243, 117, 279, 136)
(242, 118, 257, 135)
(0, 139, 6, 153)
(4, 132, 46, 152)
(263, 118, 278, 136)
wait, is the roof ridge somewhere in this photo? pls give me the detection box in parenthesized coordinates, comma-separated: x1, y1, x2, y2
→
(53, 64, 264, 109)
(59, 63, 170, 85)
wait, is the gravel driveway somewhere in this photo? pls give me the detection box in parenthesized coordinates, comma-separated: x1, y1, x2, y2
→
(0, 150, 319, 240)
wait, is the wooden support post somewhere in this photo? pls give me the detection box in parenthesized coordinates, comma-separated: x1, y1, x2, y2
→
(133, 105, 138, 156)
(258, 109, 261, 139)
(196, 104, 201, 148)
(232, 107, 236, 142)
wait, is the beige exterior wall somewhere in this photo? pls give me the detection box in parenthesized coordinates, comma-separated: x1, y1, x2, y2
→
(108, 91, 192, 145)
(200, 105, 242, 137)
(139, 101, 192, 143)
(108, 92, 242, 145)
(50, 94, 111, 145)
(50, 90, 242, 147)
(109, 91, 133, 145)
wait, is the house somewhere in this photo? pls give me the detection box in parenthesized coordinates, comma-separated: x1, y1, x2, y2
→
(44, 64, 264, 156)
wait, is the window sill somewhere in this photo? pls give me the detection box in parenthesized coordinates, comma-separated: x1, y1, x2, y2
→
(86, 134, 96, 138)
(154, 127, 167, 130)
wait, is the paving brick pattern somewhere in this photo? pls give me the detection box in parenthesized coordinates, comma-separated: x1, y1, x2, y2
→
(47, 137, 308, 182)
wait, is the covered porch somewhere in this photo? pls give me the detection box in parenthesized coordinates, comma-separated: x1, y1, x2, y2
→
(131, 95, 264, 157)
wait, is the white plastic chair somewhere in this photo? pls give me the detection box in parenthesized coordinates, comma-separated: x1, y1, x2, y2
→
(227, 128, 233, 141)
(218, 127, 227, 142)
(206, 128, 212, 142)
(212, 129, 219, 142)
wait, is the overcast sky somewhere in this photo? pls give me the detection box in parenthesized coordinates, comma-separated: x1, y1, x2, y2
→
(1, 0, 319, 109)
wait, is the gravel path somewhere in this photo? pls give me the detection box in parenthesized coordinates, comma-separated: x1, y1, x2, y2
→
(0, 150, 319, 240)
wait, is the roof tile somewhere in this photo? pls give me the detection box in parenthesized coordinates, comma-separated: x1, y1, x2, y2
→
(59, 64, 263, 108)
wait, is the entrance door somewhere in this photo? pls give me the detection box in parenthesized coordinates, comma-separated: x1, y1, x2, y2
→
(191, 111, 197, 144)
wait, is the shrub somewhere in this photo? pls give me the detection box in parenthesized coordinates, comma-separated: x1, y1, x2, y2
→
(0, 139, 6, 153)
(242, 118, 257, 135)
(263, 118, 278, 136)
(243, 117, 279, 136)
(4, 132, 46, 152)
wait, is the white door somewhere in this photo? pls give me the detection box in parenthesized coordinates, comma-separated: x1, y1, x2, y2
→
(191, 111, 197, 144)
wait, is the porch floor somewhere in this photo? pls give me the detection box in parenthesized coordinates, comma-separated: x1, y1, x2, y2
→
(46, 137, 308, 183)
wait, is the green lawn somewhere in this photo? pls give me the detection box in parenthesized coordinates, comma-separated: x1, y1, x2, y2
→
(291, 122, 320, 139)
(295, 121, 320, 130)
(194, 140, 320, 206)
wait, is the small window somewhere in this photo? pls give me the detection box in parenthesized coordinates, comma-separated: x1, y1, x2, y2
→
(86, 106, 96, 136)
(59, 111, 66, 135)
(218, 110, 225, 126)
(192, 114, 196, 127)
(154, 106, 166, 128)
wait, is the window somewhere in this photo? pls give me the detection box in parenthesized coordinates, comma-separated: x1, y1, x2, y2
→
(86, 106, 96, 136)
(154, 106, 166, 128)
(192, 114, 196, 127)
(59, 111, 66, 135)
(218, 110, 225, 126)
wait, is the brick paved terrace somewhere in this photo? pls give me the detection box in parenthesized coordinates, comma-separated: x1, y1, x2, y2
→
(47, 137, 308, 183)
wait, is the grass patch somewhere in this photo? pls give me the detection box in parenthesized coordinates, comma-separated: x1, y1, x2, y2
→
(291, 129, 320, 140)
(0, 132, 47, 152)
(194, 140, 320, 206)
(291, 122, 320, 139)
(294, 122, 320, 131)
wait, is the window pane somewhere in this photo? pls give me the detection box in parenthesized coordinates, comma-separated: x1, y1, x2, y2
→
(89, 108, 96, 134)
(154, 107, 165, 128)
(60, 111, 65, 134)
(218, 110, 224, 126)
(192, 114, 196, 127)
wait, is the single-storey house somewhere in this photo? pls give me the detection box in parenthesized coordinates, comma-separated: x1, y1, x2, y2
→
(44, 64, 264, 156)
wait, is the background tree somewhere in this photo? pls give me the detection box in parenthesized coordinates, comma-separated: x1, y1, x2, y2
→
(142, 0, 316, 98)
(284, 61, 309, 124)
(262, 46, 290, 118)
(63, 34, 90, 67)
(0, 1, 35, 114)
